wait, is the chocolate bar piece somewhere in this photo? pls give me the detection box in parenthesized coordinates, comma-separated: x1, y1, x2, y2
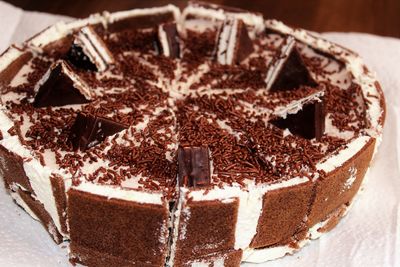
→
(271, 100, 325, 140)
(266, 36, 317, 91)
(69, 113, 128, 151)
(178, 146, 211, 187)
(156, 23, 181, 58)
(66, 26, 114, 72)
(215, 18, 254, 65)
(33, 60, 92, 108)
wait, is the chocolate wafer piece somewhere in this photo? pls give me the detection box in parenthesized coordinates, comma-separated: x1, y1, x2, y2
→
(33, 60, 92, 108)
(215, 18, 254, 65)
(271, 99, 325, 140)
(266, 36, 317, 91)
(66, 26, 114, 72)
(155, 22, 181, 58)
(69, 113, 128, 151)
(178, 146, 211, 188)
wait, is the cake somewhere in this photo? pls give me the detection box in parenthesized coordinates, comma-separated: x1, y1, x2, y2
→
(0, 2, 385, 266)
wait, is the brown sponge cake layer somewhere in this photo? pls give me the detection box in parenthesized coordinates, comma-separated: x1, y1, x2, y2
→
(171, 196, 239, 266)
(68, 188, 169, 266)
(308, 137, 376, 226)
(0, 145, 32, 192)
(250, 181, 314, 248)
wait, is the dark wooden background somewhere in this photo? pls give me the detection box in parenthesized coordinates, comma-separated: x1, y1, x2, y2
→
(5, 0, 400, 38)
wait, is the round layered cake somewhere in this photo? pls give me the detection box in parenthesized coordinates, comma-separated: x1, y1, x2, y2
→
(0, 2, 385, 267)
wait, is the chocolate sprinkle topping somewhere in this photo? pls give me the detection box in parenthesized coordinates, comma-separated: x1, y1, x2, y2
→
(0, 15, 372, 197)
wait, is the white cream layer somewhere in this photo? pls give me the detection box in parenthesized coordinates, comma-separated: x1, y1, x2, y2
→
(73, 181, 164, 205)
(316, 135, 370, 174)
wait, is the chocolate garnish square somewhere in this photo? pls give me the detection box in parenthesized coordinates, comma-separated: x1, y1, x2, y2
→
(215, 18, 254, 65)
(69, 113, 128, 151)
(271, 99, 325, 140)
(177, 146, 211, 188)
(156, 22, 181, 59)
(33, 60, 92, 108)
(266, 36, 317, 91)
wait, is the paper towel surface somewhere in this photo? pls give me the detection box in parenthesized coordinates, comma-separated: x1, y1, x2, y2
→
(0, 1, 398, 266)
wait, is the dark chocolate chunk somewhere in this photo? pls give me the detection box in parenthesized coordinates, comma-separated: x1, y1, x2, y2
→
(156, 23, 181, 58)
(33, 61, 92, 108)
(66, 44, 97, 71)
(271, 100, 325, 140)
(69, 113, 128, 151)
(215, 18, 254, 65)
(177, 146, 211, 188)
(266, 37, 317, 91)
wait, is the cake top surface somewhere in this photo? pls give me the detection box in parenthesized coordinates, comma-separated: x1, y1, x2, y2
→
(0, 2, 384, 200)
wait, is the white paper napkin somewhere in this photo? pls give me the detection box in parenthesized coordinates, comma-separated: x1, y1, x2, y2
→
(0, 1, 398, 266)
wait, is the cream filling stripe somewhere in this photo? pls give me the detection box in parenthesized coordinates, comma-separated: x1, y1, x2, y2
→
(73, 181, 164, 205)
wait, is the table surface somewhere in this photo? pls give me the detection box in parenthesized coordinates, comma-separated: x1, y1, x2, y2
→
(4, 0, 400, 38)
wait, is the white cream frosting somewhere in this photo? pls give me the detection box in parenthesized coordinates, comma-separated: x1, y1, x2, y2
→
(158, 25, 171, 57)
(0, 45, 25, 73)
(73, 181, 164, 205)
(316, 135, 370, 173)
(106, 4, 180, 25)
(27, 14, 106, 50)
(9, 185, 40, 221)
